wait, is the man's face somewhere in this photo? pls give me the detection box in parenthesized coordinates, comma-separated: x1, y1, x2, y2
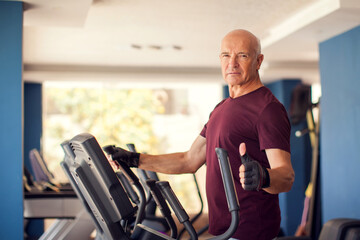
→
(220, 33, 263, 87)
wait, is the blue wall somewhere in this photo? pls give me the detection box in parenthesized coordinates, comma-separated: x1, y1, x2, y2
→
(24, 83, 43, 173)
(0, 2, 24, 239)
(319, 25, 360, 223)
(24, 83, 44, 237)
(266, 80, 312, 236)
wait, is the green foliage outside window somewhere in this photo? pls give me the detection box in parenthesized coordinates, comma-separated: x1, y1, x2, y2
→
(43, 85, 205, 213)
(44, 87, 164, 177)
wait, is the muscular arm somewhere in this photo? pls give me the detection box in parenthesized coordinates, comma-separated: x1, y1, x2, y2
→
(138, 135, 207, 174)
(264, 148, 294, 194)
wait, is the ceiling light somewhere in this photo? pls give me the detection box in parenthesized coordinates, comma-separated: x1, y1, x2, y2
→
(148, 45, 162, 50)
(172, 45, 182, 50)
(131, 44, 142, 50)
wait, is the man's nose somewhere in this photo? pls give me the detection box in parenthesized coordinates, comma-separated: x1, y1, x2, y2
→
(229, 55, 239, 68)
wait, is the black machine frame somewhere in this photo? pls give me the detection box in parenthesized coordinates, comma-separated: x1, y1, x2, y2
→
(61, 133, 240, 240)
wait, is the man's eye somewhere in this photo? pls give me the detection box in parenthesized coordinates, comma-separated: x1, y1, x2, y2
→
(221, 54, 230, 58)
(240, 54, 248, 58)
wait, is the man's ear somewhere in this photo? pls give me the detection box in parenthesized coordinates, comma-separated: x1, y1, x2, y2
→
(256, 54, 264, 70)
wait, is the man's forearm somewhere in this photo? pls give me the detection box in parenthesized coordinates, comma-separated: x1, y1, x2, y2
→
(263, 167, 295, 194)
(138, 135, 207, 175)
(138, 152, 200, 174)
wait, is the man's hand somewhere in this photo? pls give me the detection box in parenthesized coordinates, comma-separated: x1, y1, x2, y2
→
(108, 155, 121, 170)
(103, 145, 140, 168)
(239, 143, 270, 191)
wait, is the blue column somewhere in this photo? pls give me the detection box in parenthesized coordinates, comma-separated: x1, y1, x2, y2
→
(266, 79, 312, 236)
(24, 83, 43, 173)
(24, 83, 44, 237)
(319, 25, 360, 223)
(0, 1, 24, 240)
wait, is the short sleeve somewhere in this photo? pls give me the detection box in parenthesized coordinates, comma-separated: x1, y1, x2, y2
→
(200, 99, 226, 139)
(257, 102, 291, 153)
(200, 124, 207, 138)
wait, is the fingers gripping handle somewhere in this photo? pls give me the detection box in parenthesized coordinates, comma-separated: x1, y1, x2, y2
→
(103, 144, 116, 155)
(215, 148, 240, 212)
(103, 145, 140, 184)
(126, 143, 136, 153)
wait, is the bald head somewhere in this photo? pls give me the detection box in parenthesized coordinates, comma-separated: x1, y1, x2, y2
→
(222, 29, 261, 56)
(219, 29, 264, 95)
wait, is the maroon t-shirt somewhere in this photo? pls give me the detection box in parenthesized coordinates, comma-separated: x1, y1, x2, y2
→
(200, 86, 290, 240)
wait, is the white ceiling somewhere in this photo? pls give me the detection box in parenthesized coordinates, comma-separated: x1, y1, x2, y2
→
(18, 0, 360, 84)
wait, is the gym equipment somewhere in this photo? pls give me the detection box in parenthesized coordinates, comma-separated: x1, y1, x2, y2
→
(177, 173, 207, 239)
(24, 144, 94, 240)
(61, 133, 240, 239)
(344, 227, 360, 240)
(126, 144, 172, 233)
(278, 218, 360, 240)
(104, 144, 176, 237)
(126, 143, 207, 239)
(291, 93, 321, 239)
(318, 219, 360, 240)
(28, 148, 73, 191)
(62, 137, 137, 240)
(137, 168, 178, 234)
(304, 102, 321, 240)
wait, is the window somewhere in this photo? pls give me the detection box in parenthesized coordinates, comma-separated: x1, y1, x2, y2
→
(43, 81, 222, 213)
